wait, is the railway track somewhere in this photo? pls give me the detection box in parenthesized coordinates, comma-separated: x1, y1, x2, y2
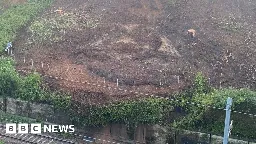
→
(0, 124, 76, 144)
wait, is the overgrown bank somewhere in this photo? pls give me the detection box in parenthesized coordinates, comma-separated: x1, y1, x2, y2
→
(0, 57, 71, 111)
(0, 0, 52, 52)
(172, 73, 256, 140)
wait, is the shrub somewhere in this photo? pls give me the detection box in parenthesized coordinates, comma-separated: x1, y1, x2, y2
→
(0, 57, 20, 97)
(173, 72, 256, 139)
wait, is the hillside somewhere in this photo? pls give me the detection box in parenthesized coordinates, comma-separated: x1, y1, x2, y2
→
(13, 0, 256, 104)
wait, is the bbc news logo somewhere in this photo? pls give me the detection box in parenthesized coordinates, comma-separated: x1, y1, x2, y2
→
(6, 123, 75, 134)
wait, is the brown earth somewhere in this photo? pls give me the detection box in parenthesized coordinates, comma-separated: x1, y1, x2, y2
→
(13, 0, 256, 105)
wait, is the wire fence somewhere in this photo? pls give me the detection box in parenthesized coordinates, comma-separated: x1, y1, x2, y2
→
(15, 68, 256, 118)
(1, 57, 256, 143)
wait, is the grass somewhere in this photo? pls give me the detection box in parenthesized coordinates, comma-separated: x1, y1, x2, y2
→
(28, 11, 99, 44)
(0, 0, 52, 52)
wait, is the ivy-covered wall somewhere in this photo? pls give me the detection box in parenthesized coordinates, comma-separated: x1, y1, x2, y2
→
(69, 98, 173, 127)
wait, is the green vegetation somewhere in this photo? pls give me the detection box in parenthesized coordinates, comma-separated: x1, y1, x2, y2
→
(2, 58, 252, 140)
(68, 72, 256, 140)
(0, 57, 255, 140)
(0, 5, 3, 13)
(0, 0, 71, 112)
(70, 98, 173, 127)
(0, 0, 20, 12)
(0, 140, 4, 144)
(0, 57, 71, 109)
(0, 0, 53, 52)
(0, 57, 20, 98)
(172, 72, 256, 139)
(0, 54, 172, 129)
(29, 11, 99, 43)
(0, 111, 38, 123)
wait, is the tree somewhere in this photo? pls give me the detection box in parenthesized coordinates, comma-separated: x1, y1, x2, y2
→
(0, 57, 20, 112)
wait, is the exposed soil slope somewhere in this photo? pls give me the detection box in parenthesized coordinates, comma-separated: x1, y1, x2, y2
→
(13, 0, 256, 104)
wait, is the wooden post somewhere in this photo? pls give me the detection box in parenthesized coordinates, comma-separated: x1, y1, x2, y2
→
(31, 59, 34, 69)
